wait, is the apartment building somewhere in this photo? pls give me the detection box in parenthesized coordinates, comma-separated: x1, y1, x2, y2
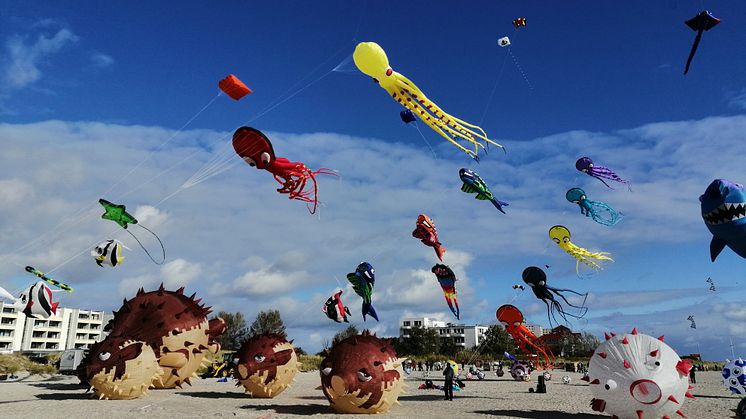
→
(0, 302, 112, 354)
(399, 317, 489, 348)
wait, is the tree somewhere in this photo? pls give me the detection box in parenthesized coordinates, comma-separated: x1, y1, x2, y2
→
(481, 325, 514, 358)
(578, 332, 601, 354)
(401, 326, 440, 356)
(439, 337, 460, 357)
(250, 309, 286, 336)
(211, 311, 249, 350)
(332, 325, 359, 346)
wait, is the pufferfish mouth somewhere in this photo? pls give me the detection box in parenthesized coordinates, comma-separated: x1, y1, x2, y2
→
(703, 202, 746, 225)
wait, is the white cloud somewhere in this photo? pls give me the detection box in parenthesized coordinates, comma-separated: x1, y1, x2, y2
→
(160, 258, 201, 288)
(90, 52, 114, 68)
(3, 28, 78, 90)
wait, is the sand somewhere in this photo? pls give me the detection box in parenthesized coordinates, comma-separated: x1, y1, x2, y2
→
(0, 371, 740, 418)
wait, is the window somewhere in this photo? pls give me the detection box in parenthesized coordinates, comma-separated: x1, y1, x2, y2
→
(75, 343, 86, 349)
(403, 321, 410, 327)
(414, 321, 422, 326)
(49, 321, 61, 328)
(0, 330, 12, 337)
(77, 334, 86, 340)
(89, 334, 98, 340)
(0, 342, 9, 349)
(45, 342, 58, 349)
(32, 331, 45, 338)
(48, 332, 59, 339)
(31, 342, 43, 349)
(34, 320, 46, 327)
(1, 318, 14, 325)
(2, 307, 14, 313)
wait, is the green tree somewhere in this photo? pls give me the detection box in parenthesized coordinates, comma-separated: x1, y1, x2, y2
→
(439, 337, 460, 357)
(402, 326, 440, 356)
(481, 325, 514, 357)
(578, 332, 601, 354)
(332, 325, 359, 345)
(211, 311, 249, 350)
(250, 309, 286, 336)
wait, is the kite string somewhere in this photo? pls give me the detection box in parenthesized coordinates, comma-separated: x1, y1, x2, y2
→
(478, 52, 510, 126)
(129, 226, 166, 265)
(411, 123, 437, 158)
(508, 48, 533, 90)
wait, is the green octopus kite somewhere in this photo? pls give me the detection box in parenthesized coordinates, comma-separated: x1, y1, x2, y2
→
(99, 199, 166, 265)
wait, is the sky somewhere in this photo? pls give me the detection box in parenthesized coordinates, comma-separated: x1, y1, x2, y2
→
(1, 1, 746, 359)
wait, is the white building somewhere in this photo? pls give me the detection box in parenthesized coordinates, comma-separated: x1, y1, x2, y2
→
(399, 317, 489, 349)
(525, 324, 544, 337)
(0, 302, 113, 354)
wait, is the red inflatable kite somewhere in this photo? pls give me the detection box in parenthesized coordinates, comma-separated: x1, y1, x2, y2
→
(232, 127, 337, 214)
(219, 74, 252, 100)
(496, 304, 554, 369)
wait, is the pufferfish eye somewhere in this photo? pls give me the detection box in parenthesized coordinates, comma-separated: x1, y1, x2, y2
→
(357, 369, 373, 382)
(254, 354, 266, 363)
(260, 152, 271, 165)
(99, 352, 111, 361)
(322, 367, 332, 375)
(604, 379, 617, 390)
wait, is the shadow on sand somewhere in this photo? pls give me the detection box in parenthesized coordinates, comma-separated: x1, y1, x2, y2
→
(35, 392, 91, 400)
(242, 404, 331, 415)
(178, 391, 249, 399)
(475, 410, 606, 418)
(399, 393, 503, 401)
(29, 382, 88, 391)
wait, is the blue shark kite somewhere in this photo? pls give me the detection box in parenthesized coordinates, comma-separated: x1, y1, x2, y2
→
(700, 179, 746, 261)
(346, 262, 379, 322)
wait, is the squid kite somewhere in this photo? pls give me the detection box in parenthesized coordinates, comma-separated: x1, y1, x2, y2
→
(346, 262, 379, 322)
(353, 42, 504, 160)
(575, 157, 630, 189)
(549, 225, 613, 274)
(522, 266, 587, 327)
(566, 188, 623, 226)
(25, 266, 73, 293)
(497, 304, 554, 369)
(431, 264, 459, 320)
(684, 10, 720, 75)
(412, 214, 445, 261)
(232, 127, 337, 215)
(99, 199, 166, 265)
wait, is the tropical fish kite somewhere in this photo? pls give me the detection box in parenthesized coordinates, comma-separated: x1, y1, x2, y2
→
(25, 266, 73, 293)
(431, 264, 459, 320)
(323, 290, 351, 323)
(15, 281, 60, 319)
(99, 199, 166, 265)
(706, 277, 716, 291)
(684, 10, 720, 75)
(219, 74, 252, 100)
(232, 127, 337, 215)
(512, 17, 527, 29)
(346, 262, 379, 322)
(549, 225, 613, 274)
(353, 42, 504, 160)
(459, 168, 508, 213)
(565, 188, 623, 226)
(91, 239, 128, 267)
(412, 214, 445, 261)
(522, 266, 587, 326)
(687, 315, 696, 329)
(575, 157, 630, 189)
(699, 179, 746, 262)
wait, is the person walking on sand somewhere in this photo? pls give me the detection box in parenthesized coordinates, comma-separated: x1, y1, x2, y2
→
(443, 363, 454, 401)
(689, 366, 696, 384)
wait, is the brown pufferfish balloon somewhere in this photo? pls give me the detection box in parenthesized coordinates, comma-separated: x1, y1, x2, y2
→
(234, 333, 299, 398)
(320, 330, 405, 414)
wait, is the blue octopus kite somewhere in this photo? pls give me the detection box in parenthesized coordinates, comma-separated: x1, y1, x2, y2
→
(565, 188, 622, 226)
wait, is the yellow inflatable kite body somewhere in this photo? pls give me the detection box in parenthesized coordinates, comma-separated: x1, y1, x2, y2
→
(549, 225, 613, 272)
(353, 42, 504, 159)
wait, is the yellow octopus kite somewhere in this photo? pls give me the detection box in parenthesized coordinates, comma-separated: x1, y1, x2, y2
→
(549, 225, 613, 274)
(353, 42, 504, 160)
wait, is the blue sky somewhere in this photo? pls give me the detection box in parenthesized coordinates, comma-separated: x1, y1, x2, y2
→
(1, 1, 746, 359)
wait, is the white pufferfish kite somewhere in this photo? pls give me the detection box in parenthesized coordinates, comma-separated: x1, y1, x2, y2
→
(353, 42, 504, 160)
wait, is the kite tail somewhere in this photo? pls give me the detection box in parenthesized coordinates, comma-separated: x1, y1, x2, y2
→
(362, 302, 379, 322)
(128, 225, 166, 265)
(588, 200, 623, 226)
(684, 29, 704, 75)
(490, 199, 509, 214)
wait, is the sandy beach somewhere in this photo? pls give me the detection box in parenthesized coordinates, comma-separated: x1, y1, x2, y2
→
(0, 371, 739, 418)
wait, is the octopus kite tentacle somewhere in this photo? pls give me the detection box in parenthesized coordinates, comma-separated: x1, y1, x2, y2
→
(566, 188, 623, 226)
(549, 225, 613, 274)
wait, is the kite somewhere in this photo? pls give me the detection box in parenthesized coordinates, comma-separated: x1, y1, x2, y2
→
(575, 157, 630, 189)
(687, 315, 696, 329)
(512, 284, 524, 291)
(320, 331, 404, 414)
(522, 266, 588, 326)
(91, 239, 128, 267)
(346, 262, 379, 322)
(3, 281, 60, 319)
(549, 225, 613, 274)
(235, 333, 298, 398)
(504, 351, 518, 362)
(684, 10, 720, 75)
(431, 264, 460, 320)
(512, 17, 527, 29)
(232, 127, 337, 215)
(565, 188, 623, 226)
(323, 290, 352, 323)
(459, 168, 509, 213)
(25, 266, 73, 293)
(588, 329, 693, 419)
(412, 214, 445, 261)
(400, 110, 416, 124)
(498, 36, 511, 47)
(219, 74, 252, 100)
(353, 41, 504, 160)
(722, 358, 746, 395)
(98, 199, 166, 265)
(496, 304, 554, 369)
(700, 179, 746, 262)
(706, 277, 716, 291)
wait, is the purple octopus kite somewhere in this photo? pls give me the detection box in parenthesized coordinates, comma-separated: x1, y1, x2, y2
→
(575, 157, 630, 189)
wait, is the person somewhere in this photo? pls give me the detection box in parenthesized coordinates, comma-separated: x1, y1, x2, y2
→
(689, 365, 696, 384)
(443, 362, 454, 401)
